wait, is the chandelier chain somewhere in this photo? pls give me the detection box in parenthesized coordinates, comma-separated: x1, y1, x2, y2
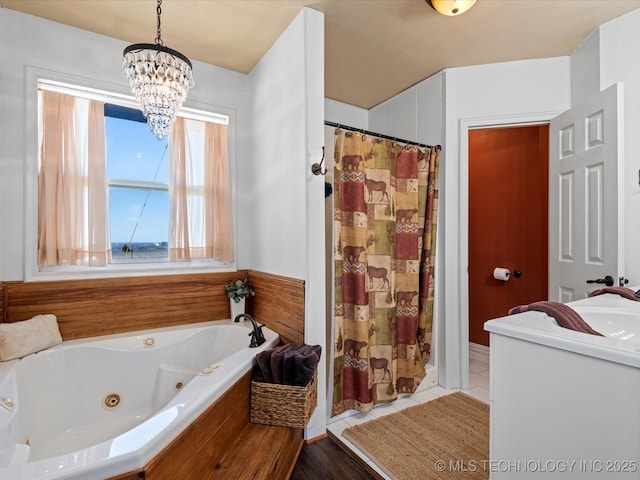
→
(155, 0, 163, 45)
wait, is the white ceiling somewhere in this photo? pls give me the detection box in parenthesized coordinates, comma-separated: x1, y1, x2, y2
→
(3, 0, 640, 109)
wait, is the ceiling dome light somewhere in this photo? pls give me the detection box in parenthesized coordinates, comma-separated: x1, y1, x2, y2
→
(122, 0, 194, 140)
(429, 0, 477, 16)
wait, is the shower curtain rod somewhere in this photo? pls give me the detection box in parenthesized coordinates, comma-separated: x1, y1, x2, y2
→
(325, 121, 440, 150)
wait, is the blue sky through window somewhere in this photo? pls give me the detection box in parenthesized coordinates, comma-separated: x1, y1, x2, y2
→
(105, 114, 169, 244)
(108, 189, 169, 244)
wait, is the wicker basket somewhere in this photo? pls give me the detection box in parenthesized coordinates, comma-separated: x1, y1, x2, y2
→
(250, 371, 318, 428)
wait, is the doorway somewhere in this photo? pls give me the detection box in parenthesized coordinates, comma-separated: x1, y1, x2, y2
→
(468, 125, 549, 346)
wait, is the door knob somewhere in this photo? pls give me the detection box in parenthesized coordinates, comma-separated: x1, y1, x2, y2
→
(586, 275, 614, 287)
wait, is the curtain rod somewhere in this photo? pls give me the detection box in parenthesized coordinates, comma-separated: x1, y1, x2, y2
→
(325, 121, 440, 150)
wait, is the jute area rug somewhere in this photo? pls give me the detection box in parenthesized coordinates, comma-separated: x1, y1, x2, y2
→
(342, 392, 489, 480)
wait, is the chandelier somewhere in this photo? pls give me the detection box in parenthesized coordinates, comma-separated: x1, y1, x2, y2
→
(122, 0, 194, 139)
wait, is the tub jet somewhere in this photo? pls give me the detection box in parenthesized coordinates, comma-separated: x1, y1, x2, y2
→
(0, 396, 14, 412)
(103, 393, 121, 409)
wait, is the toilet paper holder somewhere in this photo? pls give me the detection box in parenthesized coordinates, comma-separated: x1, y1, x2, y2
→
(493, 267, 522, 281)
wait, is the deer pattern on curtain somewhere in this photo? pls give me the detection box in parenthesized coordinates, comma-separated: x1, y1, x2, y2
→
(332, 129, 440, 415)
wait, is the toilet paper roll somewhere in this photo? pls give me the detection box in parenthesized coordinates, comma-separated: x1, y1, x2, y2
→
(493, 267, 511, 281)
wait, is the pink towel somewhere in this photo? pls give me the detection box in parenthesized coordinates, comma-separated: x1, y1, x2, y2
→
(508, 301, 604, 336)
(588, 286, 639, 302)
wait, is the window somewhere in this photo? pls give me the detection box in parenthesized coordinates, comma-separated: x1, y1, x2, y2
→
(105, 104, 170, 262)
(36, 80, 234, 275)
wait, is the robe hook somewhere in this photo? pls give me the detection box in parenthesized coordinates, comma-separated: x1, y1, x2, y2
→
(311, 146, 327, 175)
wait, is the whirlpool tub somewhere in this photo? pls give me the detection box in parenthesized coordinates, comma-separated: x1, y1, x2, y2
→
(0, 319, 279, 480)
(485, 292, 640, 478)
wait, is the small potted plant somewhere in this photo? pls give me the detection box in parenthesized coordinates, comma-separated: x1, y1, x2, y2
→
(226, 276, 255, 321)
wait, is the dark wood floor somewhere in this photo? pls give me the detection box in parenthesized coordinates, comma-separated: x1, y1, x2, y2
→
(290, 436, 380, 480)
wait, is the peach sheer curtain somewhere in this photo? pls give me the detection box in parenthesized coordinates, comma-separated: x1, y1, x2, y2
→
(38, 90, 110, 268)
(169, 117, 233, 262)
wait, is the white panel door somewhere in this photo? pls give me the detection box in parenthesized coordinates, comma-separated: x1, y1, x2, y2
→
(549, 83, 624, 302)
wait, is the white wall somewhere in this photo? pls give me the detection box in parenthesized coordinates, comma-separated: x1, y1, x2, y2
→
(247, 7, 327, 439)
(247, 9, 311, 278)
(0, 7, 250, 280)
(324, 98, 368, 130)
(598, 9, 640, 284)
(369, 72, 444, 147)
(303, 9, 327, 438)
(570, 29, 600, 106)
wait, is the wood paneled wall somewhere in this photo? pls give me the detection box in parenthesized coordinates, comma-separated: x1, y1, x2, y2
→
(0, 283, 4, 326)
(248, 270, 305, 345)
(1, 270, 305, 343)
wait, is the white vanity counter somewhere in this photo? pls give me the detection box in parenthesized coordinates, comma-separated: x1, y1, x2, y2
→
(484, 293, 640, 479)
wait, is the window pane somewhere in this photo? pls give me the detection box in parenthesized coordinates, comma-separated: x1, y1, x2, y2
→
(109, 189, 169, 261)
(106, 115, 169, 184)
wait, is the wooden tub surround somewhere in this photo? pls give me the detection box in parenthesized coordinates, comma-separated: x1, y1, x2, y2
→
(0, 270, 304, 341)
(142, 371, 303, 480)
(0, 270, 306, 479)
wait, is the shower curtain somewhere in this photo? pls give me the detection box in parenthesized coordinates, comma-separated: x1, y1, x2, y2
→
(332, 129, 439, 415)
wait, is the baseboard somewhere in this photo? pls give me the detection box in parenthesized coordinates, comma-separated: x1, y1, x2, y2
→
(305, 424, 327, 440)
(304, 432, 328, 445)
(469, 342, 489, 363)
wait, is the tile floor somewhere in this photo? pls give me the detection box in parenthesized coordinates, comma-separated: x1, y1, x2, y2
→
(327, 346, 490, 478)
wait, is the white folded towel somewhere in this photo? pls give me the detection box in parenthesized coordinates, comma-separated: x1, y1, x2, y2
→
(0, 314, 63, 361)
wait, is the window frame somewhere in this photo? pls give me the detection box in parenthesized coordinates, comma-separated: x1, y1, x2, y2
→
(25, 75, 237, 281)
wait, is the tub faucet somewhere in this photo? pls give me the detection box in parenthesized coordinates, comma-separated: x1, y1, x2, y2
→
(234, 314, 266, 348)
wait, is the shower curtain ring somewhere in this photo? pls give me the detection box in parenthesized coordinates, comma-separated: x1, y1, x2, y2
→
(311, 146, 327, 176)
